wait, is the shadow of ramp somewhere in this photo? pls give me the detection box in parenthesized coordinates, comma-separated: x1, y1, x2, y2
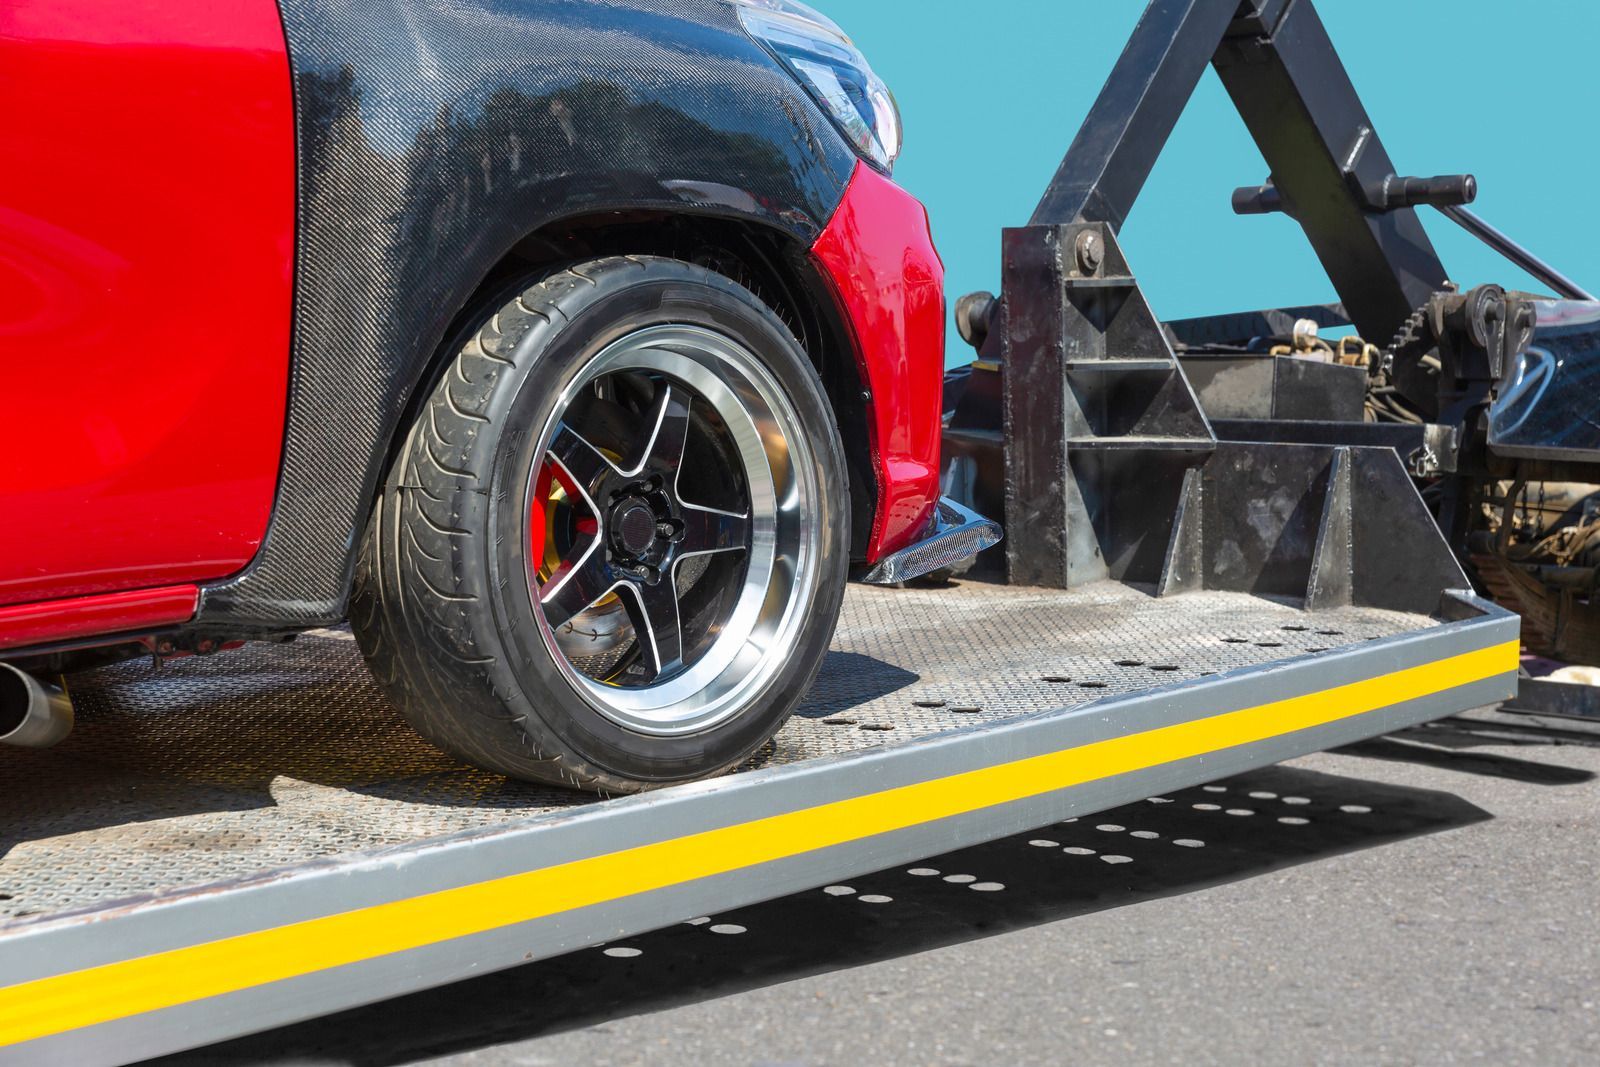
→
(175, 763, 1488, 1067)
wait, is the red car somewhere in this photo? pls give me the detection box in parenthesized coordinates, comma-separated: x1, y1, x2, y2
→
(0, 0, 995, 789)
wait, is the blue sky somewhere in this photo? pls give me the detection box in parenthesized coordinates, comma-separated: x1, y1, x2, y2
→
(817, 0, 1600, 364)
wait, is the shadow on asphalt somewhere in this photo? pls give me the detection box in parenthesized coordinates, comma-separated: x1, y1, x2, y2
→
(170, 763, 1493, 1067)
(1334, 737, 1596, 784)
(1333, 717, 1600, 785)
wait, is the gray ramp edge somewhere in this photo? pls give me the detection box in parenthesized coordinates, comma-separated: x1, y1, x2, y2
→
(2, 593, 1517, 1066)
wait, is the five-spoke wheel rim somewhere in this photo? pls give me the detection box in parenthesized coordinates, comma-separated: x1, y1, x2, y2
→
(524, 324, 819, 736)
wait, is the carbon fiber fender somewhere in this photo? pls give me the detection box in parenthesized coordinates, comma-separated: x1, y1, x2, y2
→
(197, 0, 858, 633)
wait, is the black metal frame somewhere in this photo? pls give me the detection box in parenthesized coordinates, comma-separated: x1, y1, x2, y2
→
(1028, 0, 1459, 344)
(997, 0, 1484, 590)
(1503, 676, 1600, 722)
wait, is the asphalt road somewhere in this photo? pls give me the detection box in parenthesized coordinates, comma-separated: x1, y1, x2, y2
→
(173, 710, 1600, 1067)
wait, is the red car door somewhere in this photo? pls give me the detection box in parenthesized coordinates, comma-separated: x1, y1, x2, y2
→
(0, 1, 295, 637)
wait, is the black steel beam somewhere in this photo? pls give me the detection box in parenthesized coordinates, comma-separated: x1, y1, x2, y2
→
(1211, 418, 1459, 476)
(1026, 0, 1456, 342)
(1165, 303, 1348, 347)
(1212, 1, 1451, 343)
(1030, 0, 1240, 231)
(1440, 206, 1596, 301)
(1504, 677, 1600, 721)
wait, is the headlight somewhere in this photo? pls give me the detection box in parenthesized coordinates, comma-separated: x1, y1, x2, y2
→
(734, 0, 902, 174)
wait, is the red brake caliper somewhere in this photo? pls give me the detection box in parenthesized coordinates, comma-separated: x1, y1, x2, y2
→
(530, 460, 599, 595)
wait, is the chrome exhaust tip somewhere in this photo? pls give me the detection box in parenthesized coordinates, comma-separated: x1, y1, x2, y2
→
(0, 663, 74, 749)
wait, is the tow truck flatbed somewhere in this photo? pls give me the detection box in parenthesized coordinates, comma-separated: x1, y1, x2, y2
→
(1, 581, 1515, 1062)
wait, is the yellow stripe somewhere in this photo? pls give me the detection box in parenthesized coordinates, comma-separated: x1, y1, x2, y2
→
(0, 640, 1516, 1046)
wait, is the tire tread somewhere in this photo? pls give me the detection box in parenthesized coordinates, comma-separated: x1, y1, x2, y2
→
(351, 256, 844, 793)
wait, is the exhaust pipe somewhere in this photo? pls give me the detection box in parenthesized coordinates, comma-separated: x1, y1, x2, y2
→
(0, 663, 74, 748)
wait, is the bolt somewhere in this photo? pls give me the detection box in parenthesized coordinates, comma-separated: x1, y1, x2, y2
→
(1074, 230, 1104, 275)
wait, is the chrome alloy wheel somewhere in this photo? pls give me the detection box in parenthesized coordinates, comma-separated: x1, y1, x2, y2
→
(525, 324, 821, 736)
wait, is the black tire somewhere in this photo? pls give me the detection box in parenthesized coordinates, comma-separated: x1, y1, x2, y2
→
(351, 256, 850, 792)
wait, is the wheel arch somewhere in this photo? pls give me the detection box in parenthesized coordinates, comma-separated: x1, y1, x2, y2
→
(192, 201, 876, 641)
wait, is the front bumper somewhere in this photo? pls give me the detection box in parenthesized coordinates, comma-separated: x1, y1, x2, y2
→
(811, 161, 947, 562)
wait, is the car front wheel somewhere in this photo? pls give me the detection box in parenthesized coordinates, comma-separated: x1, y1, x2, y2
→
(352, 256, 849, 792)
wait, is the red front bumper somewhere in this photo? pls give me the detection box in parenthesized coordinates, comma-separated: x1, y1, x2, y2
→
(811, 162, 946, 562)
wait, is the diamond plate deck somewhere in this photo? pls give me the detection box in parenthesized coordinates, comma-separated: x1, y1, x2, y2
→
(0, 582, 1429, 925)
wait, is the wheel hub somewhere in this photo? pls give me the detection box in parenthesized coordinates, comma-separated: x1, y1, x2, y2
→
(604, 479, 683, 572)
(611, 499, 659, 559)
